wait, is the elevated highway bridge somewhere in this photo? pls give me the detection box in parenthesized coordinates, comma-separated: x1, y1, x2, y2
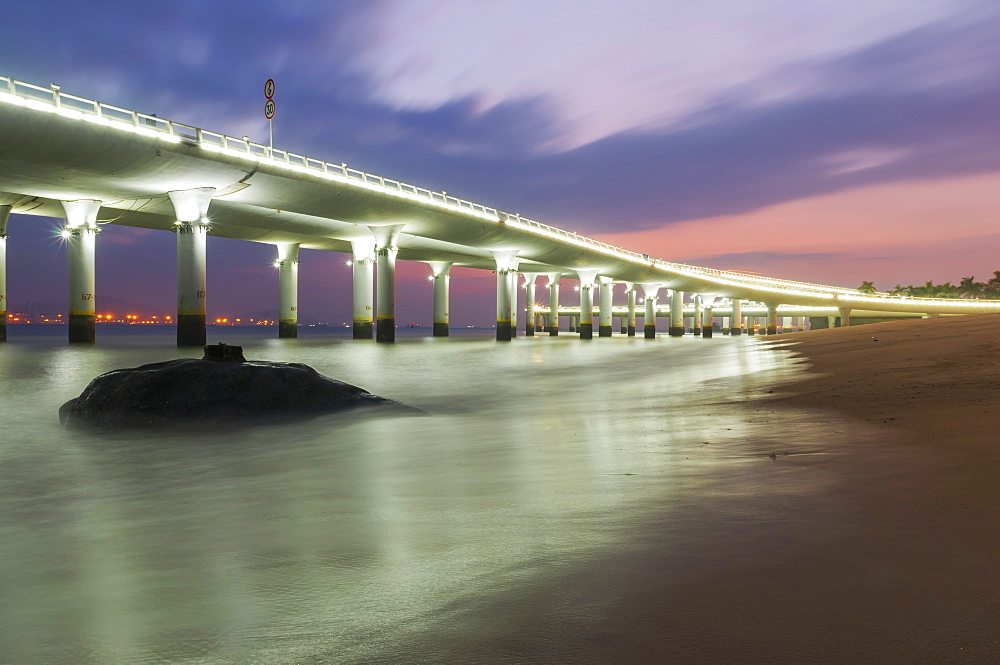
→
(1, 75, 996, 344)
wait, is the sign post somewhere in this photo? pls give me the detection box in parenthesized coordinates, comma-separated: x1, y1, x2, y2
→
(264, 78, 275, 155)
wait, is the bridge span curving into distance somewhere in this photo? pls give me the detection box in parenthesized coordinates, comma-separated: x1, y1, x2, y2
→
(1, 75, 998, 345)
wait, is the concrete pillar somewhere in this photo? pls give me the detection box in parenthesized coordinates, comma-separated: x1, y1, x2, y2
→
(546, 273, 561, 336)
(625, 283, 637, 336)
(508, 266, 519, 333)
(569, 315, 577, 332)
(693, 296, 703, 336)
(168, 188, 214, 347)
(598, 276, 614, 337)
(838, 307, 852, 327)
(276, 243, 299, 338)
(350, 238, 376, 339)
(428, 261, 452, 337)
(492, 250, 519, 341)
(701, 295, 716, 339)
(62, 199, 101, 343)
(61, 200, 102, 344)
(0, 205, 9, 342)
(766, 305, 780, 335)
(667, 289, 683, 336)
(576, 270, 599, 339)
(639, 283, 660, 339)
(730, 299, 743, 335)
(369, 224, 404, 343)
(522, 272, 539, 336)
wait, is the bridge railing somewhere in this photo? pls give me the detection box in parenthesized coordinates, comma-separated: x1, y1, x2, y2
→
(1, 75, 993, 307)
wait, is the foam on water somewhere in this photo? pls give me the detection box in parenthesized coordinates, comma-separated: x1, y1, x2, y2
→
(1, 326, 841, 664)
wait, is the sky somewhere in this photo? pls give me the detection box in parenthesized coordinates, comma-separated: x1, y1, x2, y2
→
(2, 0, 1000, 325)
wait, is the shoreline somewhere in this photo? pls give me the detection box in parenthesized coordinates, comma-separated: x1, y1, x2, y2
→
(515, 316, 1000, 664)
(753, 315, 1000, 662)
(764, 314, 1000, 453)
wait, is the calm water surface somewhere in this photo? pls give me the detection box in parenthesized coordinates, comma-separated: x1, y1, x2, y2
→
(0, 326, 836, 664)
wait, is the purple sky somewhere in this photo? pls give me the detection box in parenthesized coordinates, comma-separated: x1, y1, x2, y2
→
(3, 1, 1000, 325)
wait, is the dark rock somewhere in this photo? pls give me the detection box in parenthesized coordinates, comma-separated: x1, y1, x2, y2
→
(203, 342, 246, 362)
(59, 357, 413, 429)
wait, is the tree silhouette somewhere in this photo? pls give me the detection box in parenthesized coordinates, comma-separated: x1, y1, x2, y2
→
(860, 274, 1000, 299)
(857, 280, 877, 294)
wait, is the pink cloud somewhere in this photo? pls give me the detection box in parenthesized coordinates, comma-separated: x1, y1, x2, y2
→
(594, 171, 1000, 290)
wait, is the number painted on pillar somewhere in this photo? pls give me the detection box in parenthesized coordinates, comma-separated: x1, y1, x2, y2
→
(0, 295, 5, 301)
(290, 306, 297, 311)
(81, 293, 93, 300)
(197, 290, 206, 299)
(365, 305, 373, 311)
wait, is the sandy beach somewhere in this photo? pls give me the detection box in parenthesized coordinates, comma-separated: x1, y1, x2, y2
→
(537, 315, 1000, 665)
(754, 314, 1000, 663)
(613, 314, 1000, 664)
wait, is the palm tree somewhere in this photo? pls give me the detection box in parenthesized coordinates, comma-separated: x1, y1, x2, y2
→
(958, 276, 981, 299)
(857, 280, 876, 294)
(985, 271, 1000, 299)
(936, 281, 958, 298)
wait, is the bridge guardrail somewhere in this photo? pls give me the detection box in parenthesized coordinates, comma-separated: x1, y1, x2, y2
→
(1, 75, 996, 308)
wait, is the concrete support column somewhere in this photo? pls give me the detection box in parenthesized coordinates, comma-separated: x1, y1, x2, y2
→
(169, 188, 214, 347)
(508, 268, 519, 333)
(576, 270, 599, 339)
(626, 283, 637, 336)
(428, 261, 452, 337)
(639, 283, 661, 339)
(693, 296, 703, 336)
(730, 299, 743, 335)
(766, 305, 780, 335)
(0, 205, 9, 342)
(569, 315, 577, 333)
(350, 238, 376, 340)
(546, 273, 561, 336)
(701, 295, 716, 339)
(838, 307, 852, 327)
(276, 243, 299, 338)
(369, 225, 404, 343)
(598, 276, 614, 337)
(522, 272, 539, 336)
(492, 250, 519, 341)
(668, 290, 684, 336)
(61, 200, 102, 344)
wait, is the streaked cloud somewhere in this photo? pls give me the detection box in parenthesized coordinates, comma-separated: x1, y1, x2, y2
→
(2, 1, 999, 319)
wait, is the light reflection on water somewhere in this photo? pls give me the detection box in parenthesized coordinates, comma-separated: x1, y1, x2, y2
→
(0, 328, 822, 663)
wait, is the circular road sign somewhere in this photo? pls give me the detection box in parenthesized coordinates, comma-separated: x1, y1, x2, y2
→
(264, 78, 275, 99)
(264, 99, 275, 119)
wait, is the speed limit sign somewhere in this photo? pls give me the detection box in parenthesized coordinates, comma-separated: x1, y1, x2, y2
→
(264, 99, 275, 119)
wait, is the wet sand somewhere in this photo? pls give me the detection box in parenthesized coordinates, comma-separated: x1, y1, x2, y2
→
(625, 314, 1000, 664)
(448, 316, 1000, 664)
(752, 314, 1000, 664)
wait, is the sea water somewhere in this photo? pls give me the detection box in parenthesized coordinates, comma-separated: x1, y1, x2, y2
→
(0, 326, 840, 664)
